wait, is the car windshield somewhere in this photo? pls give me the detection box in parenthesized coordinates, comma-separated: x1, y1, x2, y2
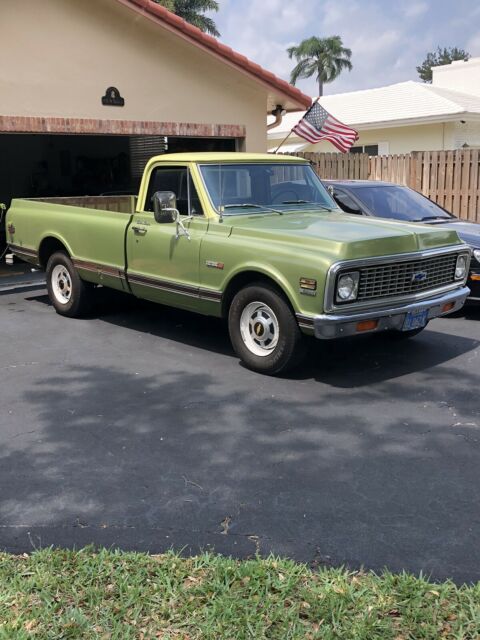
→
(353, 185, 454, 222)
(199, 163, 337, 214)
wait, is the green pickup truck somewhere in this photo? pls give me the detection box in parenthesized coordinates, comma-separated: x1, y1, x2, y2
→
(6, 152, 471, 375)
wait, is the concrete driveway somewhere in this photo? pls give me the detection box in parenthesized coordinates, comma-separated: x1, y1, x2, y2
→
(1, 286, 479, 583)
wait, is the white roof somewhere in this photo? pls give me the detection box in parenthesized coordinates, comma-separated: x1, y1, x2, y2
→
(268, 81, 480, 138)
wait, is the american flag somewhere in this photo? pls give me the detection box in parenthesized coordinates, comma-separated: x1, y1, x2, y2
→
(293, 102, 358, 153)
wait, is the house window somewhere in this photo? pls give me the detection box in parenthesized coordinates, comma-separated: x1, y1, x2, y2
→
(350, 144, 379, 155)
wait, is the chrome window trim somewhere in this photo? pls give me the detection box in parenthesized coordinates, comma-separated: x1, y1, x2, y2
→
(324, 244, 471, 313)
(196, 161, 332, 216)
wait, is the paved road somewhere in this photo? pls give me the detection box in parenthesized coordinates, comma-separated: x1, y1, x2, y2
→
(1, 286, 479, 583)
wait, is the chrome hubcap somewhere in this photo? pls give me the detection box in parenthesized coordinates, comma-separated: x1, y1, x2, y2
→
(51, 264, 72, 304)
(240, 302, 279, 357)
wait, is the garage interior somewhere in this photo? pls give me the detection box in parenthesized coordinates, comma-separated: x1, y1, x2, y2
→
(0, 133, 237, 208)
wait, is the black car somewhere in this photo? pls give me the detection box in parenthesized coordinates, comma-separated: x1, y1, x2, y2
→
(324, 180, 480, 302)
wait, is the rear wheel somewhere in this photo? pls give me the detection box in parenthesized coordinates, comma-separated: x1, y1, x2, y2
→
(46, 251, 93, 317)
(228, 283, 305, 375)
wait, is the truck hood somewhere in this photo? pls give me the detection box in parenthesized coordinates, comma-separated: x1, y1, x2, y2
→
(227, 211, 463, 260)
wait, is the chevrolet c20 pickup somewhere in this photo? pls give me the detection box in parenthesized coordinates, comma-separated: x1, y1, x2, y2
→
(6, 152, 471, 375)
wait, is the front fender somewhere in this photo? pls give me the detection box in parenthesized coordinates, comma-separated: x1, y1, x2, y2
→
(223, 262, 305, 314)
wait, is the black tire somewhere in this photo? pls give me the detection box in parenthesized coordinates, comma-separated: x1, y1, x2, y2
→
(386, 323, 428, 340)
(228, 282, 305, 375)
(46, 251, 93, 317)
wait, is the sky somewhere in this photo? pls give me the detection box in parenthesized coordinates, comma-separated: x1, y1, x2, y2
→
(211, 0, 480, 97)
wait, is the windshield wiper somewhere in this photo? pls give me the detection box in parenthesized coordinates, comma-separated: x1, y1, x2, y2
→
(282, 200, 334, 211)
(412, 215, 450, 222)
(223, 203, 283, 215)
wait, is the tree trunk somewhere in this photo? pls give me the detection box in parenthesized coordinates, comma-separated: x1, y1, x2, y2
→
(318, 77, 323, 97)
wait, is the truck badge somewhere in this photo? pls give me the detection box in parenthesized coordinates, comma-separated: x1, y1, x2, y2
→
(412, 271, 427, 283)
(206, 260, 224, 270)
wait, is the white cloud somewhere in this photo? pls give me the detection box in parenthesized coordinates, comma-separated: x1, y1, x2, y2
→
(213, 0, 480, 97)
(403, 2, 429, 18)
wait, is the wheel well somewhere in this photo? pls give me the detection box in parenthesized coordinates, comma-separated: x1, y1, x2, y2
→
(221, 271, 293, 317)
(38, 237, 69, 269)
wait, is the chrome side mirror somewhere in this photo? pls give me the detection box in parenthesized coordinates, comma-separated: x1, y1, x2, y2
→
(152, 191, 177, 223)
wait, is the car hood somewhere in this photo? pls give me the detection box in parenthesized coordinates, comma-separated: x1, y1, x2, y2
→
(425, 219, 480, 248)
(227, 211, 463, 261)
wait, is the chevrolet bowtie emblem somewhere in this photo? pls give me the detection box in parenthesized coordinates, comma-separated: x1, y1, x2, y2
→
(412, 271, 427, 283)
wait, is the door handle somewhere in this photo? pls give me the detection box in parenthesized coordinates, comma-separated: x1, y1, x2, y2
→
(131, 225, 147, 235)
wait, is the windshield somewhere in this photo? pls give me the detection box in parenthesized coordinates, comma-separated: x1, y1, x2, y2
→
(353, 185, 454, 222)
(199, 163, 337, 214)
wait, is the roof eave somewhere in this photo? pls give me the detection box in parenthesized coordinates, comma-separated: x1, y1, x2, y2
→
(351, 112, 480, 129)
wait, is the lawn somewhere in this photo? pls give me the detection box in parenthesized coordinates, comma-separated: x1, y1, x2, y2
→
(0, 549, 479, 639)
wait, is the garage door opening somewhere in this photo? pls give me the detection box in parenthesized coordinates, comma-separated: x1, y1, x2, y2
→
(0, 133, 238, 208)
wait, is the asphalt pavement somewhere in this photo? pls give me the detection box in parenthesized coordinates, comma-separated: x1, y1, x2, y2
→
(1, 285, 479, 583)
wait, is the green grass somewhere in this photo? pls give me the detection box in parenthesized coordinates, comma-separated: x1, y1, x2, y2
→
(0, 549, 479, 639)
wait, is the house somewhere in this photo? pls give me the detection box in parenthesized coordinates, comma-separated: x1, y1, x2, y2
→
(268, 57, 480, 156)
(0, 0, 310, 207)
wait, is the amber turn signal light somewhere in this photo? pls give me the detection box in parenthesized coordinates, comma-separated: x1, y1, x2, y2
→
(356, 319, 378, 332)
(470, 274, 480, 281)
(442, 302, 455, 313)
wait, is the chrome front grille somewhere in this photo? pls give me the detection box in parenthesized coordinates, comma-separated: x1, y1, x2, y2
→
(355, 253, 458, 302)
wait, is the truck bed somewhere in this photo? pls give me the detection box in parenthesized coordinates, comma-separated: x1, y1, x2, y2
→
(32, 195, 137, 214)
(7, 196, 135, 292)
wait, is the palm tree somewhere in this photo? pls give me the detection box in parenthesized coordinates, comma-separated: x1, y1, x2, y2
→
(154, 0, 220, 37)
(288, 36, 352, 96)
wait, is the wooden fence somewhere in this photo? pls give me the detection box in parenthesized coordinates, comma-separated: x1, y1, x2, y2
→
(287, 150, 480, 222)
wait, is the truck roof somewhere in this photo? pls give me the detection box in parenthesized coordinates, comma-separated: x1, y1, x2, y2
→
(149, 152, 308, 164)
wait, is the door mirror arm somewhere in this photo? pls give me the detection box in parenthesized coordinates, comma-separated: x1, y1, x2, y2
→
(176, 213, 193, 241)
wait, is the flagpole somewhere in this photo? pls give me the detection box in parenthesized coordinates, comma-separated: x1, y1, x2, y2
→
(273, 96, 320, 154)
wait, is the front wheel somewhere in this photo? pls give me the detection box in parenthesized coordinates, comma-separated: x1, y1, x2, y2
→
(46, 251, 93, 317)
(228, 283, 305, 375)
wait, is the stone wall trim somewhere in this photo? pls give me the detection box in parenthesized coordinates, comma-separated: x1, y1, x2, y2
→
(0, 115, 246, 138)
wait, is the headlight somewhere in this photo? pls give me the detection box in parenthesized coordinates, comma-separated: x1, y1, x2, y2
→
(336, 271, 360, 302)
(455, 254, 468, 280)
(473, 248, 480, 264)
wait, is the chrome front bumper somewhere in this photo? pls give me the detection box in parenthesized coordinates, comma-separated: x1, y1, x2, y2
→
(311, 286, 470, 339)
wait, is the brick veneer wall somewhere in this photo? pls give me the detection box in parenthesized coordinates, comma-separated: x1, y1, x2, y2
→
(0, 115, 246, 138)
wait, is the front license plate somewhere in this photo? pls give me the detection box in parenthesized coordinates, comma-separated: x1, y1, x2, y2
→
(402, 309, 428, 331)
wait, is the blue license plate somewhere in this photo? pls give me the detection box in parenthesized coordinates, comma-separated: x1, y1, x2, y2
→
(402, 309, 428, 331)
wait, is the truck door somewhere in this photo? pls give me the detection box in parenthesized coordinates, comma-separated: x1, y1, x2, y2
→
(126, 164, 208, 312)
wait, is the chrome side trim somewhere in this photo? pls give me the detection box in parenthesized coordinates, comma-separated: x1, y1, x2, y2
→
(8, 244, 39, 261)
(324, 245, 471, 313)
(73, 258, 126, 281)
(127, 272, 222, 302)
(296, 313, 315, 330)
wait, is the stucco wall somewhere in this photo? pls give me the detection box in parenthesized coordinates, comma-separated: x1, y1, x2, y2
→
(0, 0, 267, 151)
(433, 58, 480, 98)
(270, 122, 460, 155)
(452, 120, 480, 148)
